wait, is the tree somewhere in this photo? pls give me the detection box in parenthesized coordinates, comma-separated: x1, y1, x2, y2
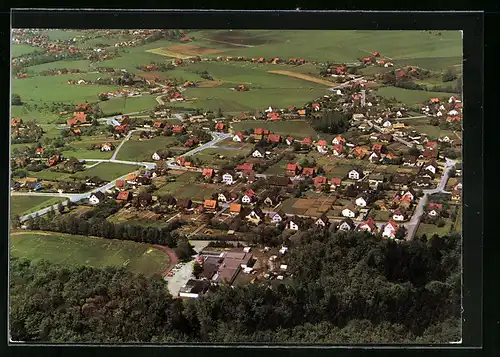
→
(442, 68, 457, 82)
(11, 93, 22, 106)
(192, 262, 203, 279)
(57, 203, 65, 214)
(408, 145, 420, 157)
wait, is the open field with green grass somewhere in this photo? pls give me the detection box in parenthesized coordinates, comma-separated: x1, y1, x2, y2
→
(25, 170, 73, 181)
(116, 135, 181, 161)
(70, 162, 140, 181)
(188, 30, 462, 63)
(155, 180, 216, 202)
(10, 105, 61, 125)
(191, 148, 248, 168)
(10, 231, 170, 277)
(10, 196, 66, 217)
(231, 120, 317, 138)
(12, 44, 41, 57)
(12, 73, 118, 104)
(416, 220, 453, 238)
(402, 117, 459, 140)
(393, 56, 462, 72)
(24, 59, 93, 74)
(98, 95, 159, 114)
(376, 86, 457, 105)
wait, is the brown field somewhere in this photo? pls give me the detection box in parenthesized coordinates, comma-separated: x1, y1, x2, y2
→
(267, 70, 335, 86)
(167, 169, 187, 176)
(281, 195, 337, 217)
(138, 71, 169, 81)
(198, 80, 224, 87)
(168, 44, 224, 56)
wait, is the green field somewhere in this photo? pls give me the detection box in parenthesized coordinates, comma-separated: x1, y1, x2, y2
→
(25, 59, 93, 74)
(98, 95, 159, 114)
(402, 118, 458, 140)
(231, 120, 317, 138)
(10, 105, 61, 125)
(25, 170, 72, 181)
(416, 220, 453, 237)
(116, 135, 181, 161)
(10, 231, 171, 277)
(10, 196, 66, 217)
(12, 44, 41, 57)
(70, 162, 140, 181)
(376, 86, 457, 105)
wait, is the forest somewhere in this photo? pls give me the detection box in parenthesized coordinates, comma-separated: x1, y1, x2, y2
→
(10, 229, 461, 344)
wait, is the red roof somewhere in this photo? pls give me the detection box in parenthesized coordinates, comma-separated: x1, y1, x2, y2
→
(372, 143, 383, 152)
(254, 128, 263, 135)
(268, 134, 281, 143)
(287, 163, 298, 171)
(202, 168, 214, 177)
(73, 112, 87, 123)
(236, 163, 253, 171)
(314, 176, 327, 185)
(428, 203, 443, 210)
(35, 147, 45, 154)
(333, 144, 343, 153)
(115, 179, 125, 188)
(215, 123, 225, 130)
(267, 112, 281, 120)
(312, 103, 320, 109)
(317, 139, 327, 147)
(330, 178, 342, 186)
(301, 137, 312, 145)
(396, 71, 406, 78)
(302, 168, 315, 176)
(426, 141, 438, 149)
(386, 220, 399, 230)
(117, 191, 130, 201)
(172, 125, 183, 133)
(286, 136, 294, 143)
(67, 119, 78, 126)
(245, 189, 256, 198)
(360, 217, 377, 231)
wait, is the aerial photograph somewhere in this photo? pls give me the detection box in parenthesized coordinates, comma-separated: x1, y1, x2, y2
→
(9, 29, 463, 344)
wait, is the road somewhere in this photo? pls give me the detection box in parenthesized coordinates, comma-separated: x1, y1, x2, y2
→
(366, 120, 422, 150)
(327, 76, 365, 92)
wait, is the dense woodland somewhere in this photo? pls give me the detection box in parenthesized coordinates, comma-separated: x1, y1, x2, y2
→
(10, 228, 461, 344)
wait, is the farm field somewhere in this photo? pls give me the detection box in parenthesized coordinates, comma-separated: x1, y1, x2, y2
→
(231, 120, 317, 139)
(10, 196, 66, 217)
(98, 95, 159, 114)
(25, 170, 73, 181)
(403, 117, 459, 140)
(116, 134, 181, 161)
(10, 105, 61, 125)
(376, 86, 457, 105)
(12, 44, 41, 57)
(24, 59, 93, 74)
(191, 148, 248, 168)
(10, 231, 171, 277)
(70, 162, 140, 181)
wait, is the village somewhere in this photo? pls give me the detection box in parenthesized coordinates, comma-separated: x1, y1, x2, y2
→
(10, 28, 463, 301)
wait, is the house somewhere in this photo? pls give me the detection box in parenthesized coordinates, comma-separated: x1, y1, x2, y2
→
(316, 139, 328, 154)
(311, 103, 321, 111)
(115, 179, 126, 189)
(382, 120, 392, 127)
(233, 132, 245, 142)
(267, 176, 292, 187)
(355, 193, 370, 207)
(263, 192, 281, 206)
(267, 112, 281, 121)
(315, 215, 329, 228)
(159, 195, 177, 208)
(202, 168, 214, 179)
(172, 125, 184, 134)
(254, 128, 269, 136)
(286, 137, 295, 145)
(268, 134, 281, 143)
(46, 154, 62, 167)
(451, 189, 461, 201)
(297, 109, 306, 116)
(330, 177, 342, 190)
(270, 210, 285, 224)
(314, 176, 328, 191)
(101, 143, 114, 151)
(352, 146, 368, 159)
(414, 176, 431, 187)
(222, 172, 234, 185)
(252, 148, 266, 158)
(26, 181, 42, 191)
(358, 217, 378, 233)
(332, 144, 344, 156)
(422, 148, 438, 160)
(392, 174, 413, 189)
(337, 218, 356, 231)
(302, 167, 316, 177)
(424, 162, 438, 175)
(177, 198, 193, 210)
(288, 220, 300, 231)
(369, 151, 381, 163)
(301, 137, 312, 146)
(286, 163, 302, 176)
(116, 191, 131, 202)
(427, 203, 443, 217)
(348, 168, 364, 180)
(402, 155, 417, 167)
(35, 147, 45, 155)
(241, 189, 256, 204)
(217, 191, 231, 203)
(230, 203, 241, 215)
(425, 141, 439, 150)
(342, 203, 358, 218)
(392, 208, 407, 222)
(382, 220, 399, 239)
(176, 157, 186, 166)
(368, 173, 384, 188)
(352, 113, 365, 121)
(89, 191, 106, 205)
(126, 173, 138, 185)
(204, 200, 218, 211)
(246, 208, 264, 225)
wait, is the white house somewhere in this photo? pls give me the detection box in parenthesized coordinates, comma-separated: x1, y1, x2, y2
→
(286, 137, 294, 146)
(352, 113, 365, 121)
(436, 111, 443, 117)
(383, 120, 392, 127)
(424, 163, 438, 174)
(428, 209, 440, 217)
(317, 144, 328, 154)
(439, 104, 446, 111)
(396, 111, 403, 118)
(252, 149, 265, 158)
(271, 212, 283, 223)
(332, 136, 345, 145)
(152, 152, 161, 160)
(336, 89, 342, 96)
(338, 219, 355, 231)
(348, 168, 364, 180)
(288, 220, 299, 231)
(355, 196, 368, 207)
(89, 192, 105, 205)
(439, 136, 451, 143)
(369, 152, 381, 163)
(232, 134, 243, 142)
(392, 211, 406, 222)
(342, 207, 357, 218)
(241, 194, 253, 204)
(375, 117, 384, 124)
(101, 143, 113, 152)
(382, 221, 398, 238)
(448, 109, 460, 116)
(315, 216, 329, 227)
(222, 173, 234, 185)
(218, 193, 229, 202)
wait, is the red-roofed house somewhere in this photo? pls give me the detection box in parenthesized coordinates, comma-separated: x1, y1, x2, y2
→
(172, 125, 184, 133)
(302, 167, 315, 177)
(35, 147, 45, 155)
(202, 168, 214, 178)
(215, 123, 225, 132)
(115, 179, 126, 189)
(314, 176, 327, 191)
(241, 189, 256, 204)
(426, 141, 438, 150)
(116, 191, 131, 202)
(67, 119, 78, 127)
(333, 144, 344, 156)
(268, 134, 281, 143)
(330, 177, 342, 190)
(396, 71, 406, 78)
(383, 220, 399, 238)
(286, 163, 301, 176)
(236, 163, 254, 171)
(316, 139, 328, 154)
(301, 137, 312, 146)
(372, 143, 383, 154)
(286, 136, 294, 145)
(267, 112, 281, 120)
(358, 217, 378, 233)
(233, 132, 245, 142)
(332, 136, 345, 145)
(311, 103, 320, 111)
(73, 111, 87, 123)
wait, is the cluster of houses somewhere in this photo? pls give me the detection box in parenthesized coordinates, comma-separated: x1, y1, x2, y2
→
(211, 56, 306, 65)
(421, 95, 463, 122)
(98, 88, 142, 100)
(359, 51, 394, 67)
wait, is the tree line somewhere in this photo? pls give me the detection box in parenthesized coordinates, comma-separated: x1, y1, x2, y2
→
(10, 228, 461, 344)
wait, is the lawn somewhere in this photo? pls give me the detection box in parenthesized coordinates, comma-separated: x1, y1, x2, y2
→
(155, 180, 216, 202)
(12, 44, 41, 57)
(376, 86, 457, 105)
(98, 95, 159, 114)
(191, 148, 248, 168)
(372, 210, 392, 222)
(25, 170, 72, 181)
(416, 220, 453, 237)
(10, 196, 66, 217)
(263, 159, 289, 175)
(116, 135, 181, 162)
(10, 231, 171, 277)
(402, 118, 458, 140)
(70, 162, 140, 181)
(231, 120, 317, 139)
